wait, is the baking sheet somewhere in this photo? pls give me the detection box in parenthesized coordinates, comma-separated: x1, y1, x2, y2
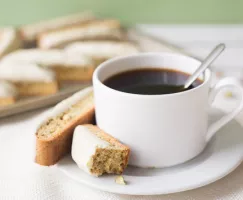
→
(0, 28, 185, 118)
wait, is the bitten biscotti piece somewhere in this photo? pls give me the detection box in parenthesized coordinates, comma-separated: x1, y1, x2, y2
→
(38, 19, 126, 49)
(0, 27, 22, 58)
(65, 41, 140, 66)
(19, 11, 95, 45)
(36, 87, 94, 166)
(1, 49, 95, 82)
(72, 125, 130, 176)
(0, 62, 58, 96)
(0, 80, 18, 106)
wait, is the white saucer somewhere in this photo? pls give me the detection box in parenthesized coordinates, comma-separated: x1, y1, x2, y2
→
(57, 109, 243, 195)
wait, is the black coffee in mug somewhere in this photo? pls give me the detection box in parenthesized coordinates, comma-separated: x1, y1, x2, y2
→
(103, 68, 202, 95)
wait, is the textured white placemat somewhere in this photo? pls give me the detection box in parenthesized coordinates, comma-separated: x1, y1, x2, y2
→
(0, 91, 243, 200)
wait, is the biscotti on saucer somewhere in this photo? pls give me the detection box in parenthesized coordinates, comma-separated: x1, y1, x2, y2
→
(72, 125, 130, 176)
(0, 62, 58, 96)
(0, 80, 18, 106)
(19, 11, 95, 45)
(36, 87, 94, 166)
(1, 49, 95, 82)
(0, 27, 22, 58)
(38, 19, 126, 49)
(65, 41, 140, 65)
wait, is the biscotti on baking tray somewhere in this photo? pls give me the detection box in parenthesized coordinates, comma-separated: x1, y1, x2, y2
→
(35, 87, 94, 166)
(0, 62, 58, 96)
(0, 80, 18, 106)
(72, 125, 130, 176)
(0, 27, 22, 58)
(19, 11, 95, 45)
(38, 19, 126, 49)
(1, 49, 95, 82)
(0, 11, 139, 115)
(65, 41, 140, 65)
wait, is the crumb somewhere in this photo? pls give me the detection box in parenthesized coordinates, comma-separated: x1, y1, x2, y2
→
(224, 91, 233, 98)
(115, 176, 126, 185)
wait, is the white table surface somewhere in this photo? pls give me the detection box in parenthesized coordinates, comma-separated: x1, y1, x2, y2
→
(138, 24, 243, 73)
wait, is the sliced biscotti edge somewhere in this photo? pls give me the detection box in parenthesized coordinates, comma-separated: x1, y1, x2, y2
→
(84, 124, 130, 169)
(84, 124, 130, 151)
(35, 86, 94, 166)
(75, 124, 130, 176)
(0, 27, 22, 58)
(37, 19, 125, 49)
(19, 11, 95, 43)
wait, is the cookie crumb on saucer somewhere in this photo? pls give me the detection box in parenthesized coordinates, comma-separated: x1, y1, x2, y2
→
(224, 91, 233, 98)
(115, 176, 126, 185)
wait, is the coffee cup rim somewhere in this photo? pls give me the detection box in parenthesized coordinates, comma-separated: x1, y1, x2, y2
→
(93, 52, 211, 98)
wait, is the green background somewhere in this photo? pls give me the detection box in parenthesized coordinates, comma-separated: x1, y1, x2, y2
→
(0, 0, 243, 26)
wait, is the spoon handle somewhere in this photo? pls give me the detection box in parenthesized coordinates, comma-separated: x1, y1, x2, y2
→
(184, 43, 225, 89)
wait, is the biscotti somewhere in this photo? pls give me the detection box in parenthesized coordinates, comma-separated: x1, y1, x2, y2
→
(0, 62, 58, 96)
(0, 27, 22, 58)
(38, 19, 126, 49)
(65, 41, 140, 65)
(19, 11, 95, 45)
(36, 87, 94, 166)
(0, 80, 18, 106)
(1, 49, 95, 82)
(72, 125, 130, 176)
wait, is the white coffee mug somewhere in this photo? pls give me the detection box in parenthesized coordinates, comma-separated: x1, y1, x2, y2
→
(93, 53, 243, 168)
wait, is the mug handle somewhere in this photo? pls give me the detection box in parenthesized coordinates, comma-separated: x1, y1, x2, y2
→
(206, 77, 243, 142)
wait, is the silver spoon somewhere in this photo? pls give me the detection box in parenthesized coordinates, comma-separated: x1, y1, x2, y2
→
(183, 43, 225, 89)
